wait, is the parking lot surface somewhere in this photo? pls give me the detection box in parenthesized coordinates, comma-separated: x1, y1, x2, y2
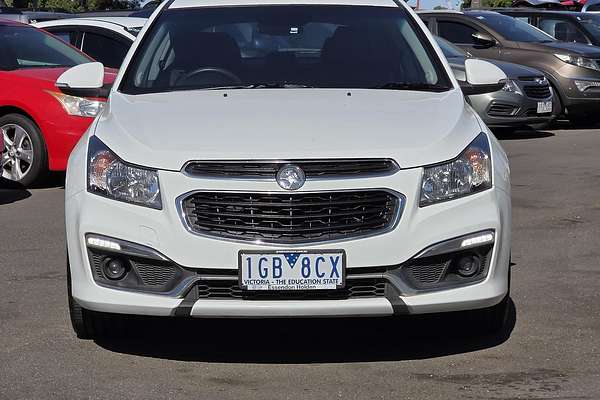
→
(0, 127, 599, 400)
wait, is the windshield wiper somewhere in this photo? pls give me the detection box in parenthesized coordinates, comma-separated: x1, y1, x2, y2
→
(206, 82, 314, 90)
(371, 82, 449, 92)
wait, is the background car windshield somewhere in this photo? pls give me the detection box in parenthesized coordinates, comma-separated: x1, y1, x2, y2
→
(579, 15, 600, 39)
(435, 36, 466, 58)
(468, 12, 556, 43)
(122, 5, 450, 93)
(0, 26, 90, 70)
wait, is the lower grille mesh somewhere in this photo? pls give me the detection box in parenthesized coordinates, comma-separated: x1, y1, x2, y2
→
(194, 278, 387, 300)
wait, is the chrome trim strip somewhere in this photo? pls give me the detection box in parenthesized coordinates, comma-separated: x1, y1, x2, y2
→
(180, 158, 401, 181)
(175, 188, 406, 246)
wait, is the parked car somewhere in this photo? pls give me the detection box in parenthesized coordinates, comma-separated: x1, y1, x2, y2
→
(420, 10, 600, 122)
(582, 0, 600, 12)
(64, 0, 512, 339)
(496, 9, 600, 46)
(0, 19, 115, 185)
(436, 36, 555, 128)
(0, 7, 72, 23)
(34, 17, 147, 69)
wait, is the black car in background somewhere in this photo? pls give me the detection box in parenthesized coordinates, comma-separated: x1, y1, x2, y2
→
(436, 36, 555, 128)
(419, 10, 600, 122)
(496, 9, 600, 46)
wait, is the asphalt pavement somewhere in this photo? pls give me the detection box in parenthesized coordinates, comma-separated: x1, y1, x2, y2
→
(0, 126, 599, 400)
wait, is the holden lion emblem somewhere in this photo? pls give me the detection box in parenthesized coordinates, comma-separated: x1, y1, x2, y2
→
(276, 164, 306, 190)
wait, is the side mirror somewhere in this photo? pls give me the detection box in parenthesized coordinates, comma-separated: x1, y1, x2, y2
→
(472, 32, 496, 48)
(459, 59, 506, 96)
(56, 62, 110, 98)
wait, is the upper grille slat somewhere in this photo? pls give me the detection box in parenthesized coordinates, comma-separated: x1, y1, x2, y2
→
(184, 159, 398, 179)
(181, 190, 401, 243)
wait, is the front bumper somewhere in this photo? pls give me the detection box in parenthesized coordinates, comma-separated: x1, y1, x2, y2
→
(469, 89, 554, 128)
(66, 168, 511, 318)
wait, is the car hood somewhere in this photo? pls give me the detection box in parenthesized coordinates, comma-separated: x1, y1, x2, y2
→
(96, 89, 482, 171)
(519, 41, 600, 57)
(8, 67, 117, 87)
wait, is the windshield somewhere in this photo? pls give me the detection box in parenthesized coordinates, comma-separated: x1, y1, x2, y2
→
(578, 14, 600, 39)
(121, 5, 451, 94)
(0, 25, 91, 71)
(435, 36, 466, 58)
(468, 12, 556, 43)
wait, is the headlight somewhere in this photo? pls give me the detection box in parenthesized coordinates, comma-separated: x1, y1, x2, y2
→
(420, 133, 492, 207)
(87, 136, 161, 209)
(47, 91, 105, 117)
(554, 54, 600, 72)
(501, 80, 522, 95)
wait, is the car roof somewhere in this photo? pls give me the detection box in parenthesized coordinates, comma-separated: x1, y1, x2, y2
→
(168, 0, 399, 9)
(0, 17, 29, 26)
(484, 7, 589, 15)
(38, 16, 147, 29)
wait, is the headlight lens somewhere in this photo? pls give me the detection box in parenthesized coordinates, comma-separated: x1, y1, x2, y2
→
(87, 136, 161, 209)
(420, 133, 492, 207)
(47, 91, 105, 117)
(501, 79, 522, 95)
(554, 54, 600, 72)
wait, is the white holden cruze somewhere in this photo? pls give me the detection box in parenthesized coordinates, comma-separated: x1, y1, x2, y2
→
(62, 0, 511, 339)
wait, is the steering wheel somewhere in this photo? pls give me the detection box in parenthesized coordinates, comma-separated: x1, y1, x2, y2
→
(176, 67, 242, 86)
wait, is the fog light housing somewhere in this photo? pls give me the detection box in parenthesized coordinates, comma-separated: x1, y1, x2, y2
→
(102, 258, 128, 280)
(455, 255, 482, 277)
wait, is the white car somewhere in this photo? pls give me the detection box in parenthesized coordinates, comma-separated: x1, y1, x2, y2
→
(34, 17, 147, 68)
(62, 0, 512, 339)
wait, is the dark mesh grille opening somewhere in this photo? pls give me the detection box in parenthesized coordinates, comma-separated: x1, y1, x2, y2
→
(194, 278, 387, 300)
(181, 191, 400, 243)
(87, 249, 186, 293)
(132, 262, 178, 286)
(184, 159, 397, 178)
(398, 246, 492, 291)
(488, 103, 518, 116)
(523, 85, 551, 99)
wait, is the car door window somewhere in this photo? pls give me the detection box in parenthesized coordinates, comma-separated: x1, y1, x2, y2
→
(81, 31, 129, 68)
(437, 20, 478, 45)
(539, 18, 588, 44)
(45, 29, 78, 46)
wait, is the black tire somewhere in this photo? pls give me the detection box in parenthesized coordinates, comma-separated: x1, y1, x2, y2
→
(0, 113, 48, 186)
(68, 259, 122, 340)
(67, 260, 95, 339)
(474, 294, 510, 334)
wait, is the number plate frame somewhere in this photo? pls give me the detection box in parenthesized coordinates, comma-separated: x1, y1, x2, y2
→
(238, 249, 346, 291)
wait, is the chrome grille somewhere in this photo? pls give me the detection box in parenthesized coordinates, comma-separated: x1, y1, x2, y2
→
(180, 190, 401, 243)
(183, 159, 398, 178)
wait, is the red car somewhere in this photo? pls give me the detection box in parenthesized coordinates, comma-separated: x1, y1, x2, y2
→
(0, 19, 115, 185)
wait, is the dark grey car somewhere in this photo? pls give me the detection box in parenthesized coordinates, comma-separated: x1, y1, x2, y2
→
(436, 37, 555, 128)
(419, 10, 600, 122)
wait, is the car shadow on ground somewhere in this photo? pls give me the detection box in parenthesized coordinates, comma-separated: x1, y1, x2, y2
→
(95, 300, 516, 363)
(493, 128, 555, 141)
(0, 178, 31, 205)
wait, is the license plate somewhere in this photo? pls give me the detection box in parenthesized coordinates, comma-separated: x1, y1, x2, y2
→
(537, 101, 552, 114)
(239, 250, 346, 291)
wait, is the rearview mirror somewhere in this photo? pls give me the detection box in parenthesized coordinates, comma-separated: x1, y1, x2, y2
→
(472, 32, 496, 48)
(56, 62, 110, 98)
(459, 59, 506, 96)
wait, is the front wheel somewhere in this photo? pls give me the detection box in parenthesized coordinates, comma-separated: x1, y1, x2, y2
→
(1, 113, 48, 186)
